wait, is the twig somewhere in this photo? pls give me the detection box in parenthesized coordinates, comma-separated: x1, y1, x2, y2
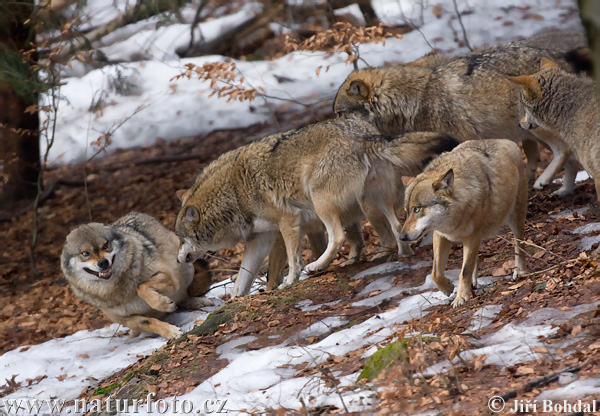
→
(187, 0, 208, 52)
(517, 258, 579, 279)
(452, 0, 472, 51)
(499, 364, 580, 402)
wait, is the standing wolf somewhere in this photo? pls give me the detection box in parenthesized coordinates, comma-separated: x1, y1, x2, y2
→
(176, 119, 458, 297)
(61, 212, 212, 339)
(400, 140, 528, 308)
(509, 59, 600, 199)
(333, 43, 588, 195)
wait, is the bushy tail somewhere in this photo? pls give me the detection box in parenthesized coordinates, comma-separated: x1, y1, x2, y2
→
(377, 132, 459, 176)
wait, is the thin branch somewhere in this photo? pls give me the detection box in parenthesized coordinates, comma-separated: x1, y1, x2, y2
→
(452, 0, 472, 51)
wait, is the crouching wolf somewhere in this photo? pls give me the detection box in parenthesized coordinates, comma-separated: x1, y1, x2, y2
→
(509, 59, 600, 199)
(400, 140, 528, 308)
(175, 119, 459, 297)
(61, 212, 213, 339)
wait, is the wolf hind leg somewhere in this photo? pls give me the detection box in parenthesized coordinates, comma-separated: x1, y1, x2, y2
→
(266, 233, 287, 290)
(522, 138, 541, 182)
(305, 196, 346, 273)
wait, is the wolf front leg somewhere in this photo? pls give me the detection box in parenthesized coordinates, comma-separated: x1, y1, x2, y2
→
(509, 172, 529, 280)
(137, 272, 180, 313)
(452, 238, 480, 308)
(231, 232, 276, 297)
(339, 219, 365, 266)
(279, 213, 304, 287)
(432, 232, 454, 297)
(122, 315, 182, 339)
(533, 141, 572, 191)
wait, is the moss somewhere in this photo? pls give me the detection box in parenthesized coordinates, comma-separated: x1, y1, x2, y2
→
(92, 381, 121, 396)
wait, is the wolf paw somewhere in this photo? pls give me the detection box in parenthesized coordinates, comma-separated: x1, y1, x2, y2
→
(155, 297, 176, 313)
(305, 261, 326, 273)
(230, 273, 238, 282)
(451, 294, 469, 308)
(553, 187, 573, 197)
(184, 297, 214, 308)
(339, 257, 358, 267)
(162, 324, 182, 340)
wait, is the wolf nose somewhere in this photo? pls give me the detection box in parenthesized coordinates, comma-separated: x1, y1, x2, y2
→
(399, 232, 409, 242)
(98, 258, 110, 270)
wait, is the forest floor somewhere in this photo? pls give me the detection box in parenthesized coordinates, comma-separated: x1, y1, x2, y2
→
(1, 103, 600, 414)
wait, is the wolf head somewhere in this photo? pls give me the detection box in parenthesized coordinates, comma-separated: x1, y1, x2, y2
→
(61, 223, 126, 283)
(400, 169, 455, 242)
(175, 185, 249, 264)
(333, 67, 430, 135)
(508, 58, 580, 134)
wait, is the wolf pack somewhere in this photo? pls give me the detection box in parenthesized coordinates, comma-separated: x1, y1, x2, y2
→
(61, 29, 599, 339)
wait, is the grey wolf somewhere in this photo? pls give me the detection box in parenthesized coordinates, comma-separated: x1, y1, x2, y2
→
(175, 119, 459, 297)
(399, 140, 528, 308)
(334, 42, 589, 195)
(509, 58, 600, 199)
(61, 212, 212, 339)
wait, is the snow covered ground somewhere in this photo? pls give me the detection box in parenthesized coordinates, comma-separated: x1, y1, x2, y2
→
(3, 261, 599, 415)
(43, 0, 584, 164)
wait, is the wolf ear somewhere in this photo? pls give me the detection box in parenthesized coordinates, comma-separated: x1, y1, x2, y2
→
(540, 57, 559, 71)
(347, 80, 369, 99)
(176, 189, 190, 203)
(507, 75, 541, 100)
(433, 169, 454, 191)
(183, 206, 199, 224)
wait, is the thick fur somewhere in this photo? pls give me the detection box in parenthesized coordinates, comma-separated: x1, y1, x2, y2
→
(509, 60, 600, 200)
(61, 212, 212, 339)
(175, 119, 459, 297)
(400, 140, 528, 308)
(334, 42, 589, 194)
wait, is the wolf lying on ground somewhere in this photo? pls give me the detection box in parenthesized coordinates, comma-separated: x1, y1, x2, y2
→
(61, 212, 213, 339)
(334, 42, 589, 196)
(175, 119, 459, 297)
(400, 140, 528, 308)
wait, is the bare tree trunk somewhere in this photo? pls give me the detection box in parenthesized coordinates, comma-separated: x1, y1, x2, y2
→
(0, 0, 40, 211)
(578, 0, 600, 84)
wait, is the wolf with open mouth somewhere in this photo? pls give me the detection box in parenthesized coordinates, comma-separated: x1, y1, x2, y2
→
(61, 211, 212, 339)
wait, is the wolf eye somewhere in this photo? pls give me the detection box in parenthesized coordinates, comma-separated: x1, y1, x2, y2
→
(102, 241, 110, 250)
(81, 250, 90, 257)
(413, 207, 422, 214)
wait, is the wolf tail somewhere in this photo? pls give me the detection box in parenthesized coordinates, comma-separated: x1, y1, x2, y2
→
(376, 132, 459, 176)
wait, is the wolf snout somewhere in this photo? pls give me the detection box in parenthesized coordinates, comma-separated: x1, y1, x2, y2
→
(399, 232, 410, 242)
(177, 252, 192, 263)
(97, 257, 110, 270)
